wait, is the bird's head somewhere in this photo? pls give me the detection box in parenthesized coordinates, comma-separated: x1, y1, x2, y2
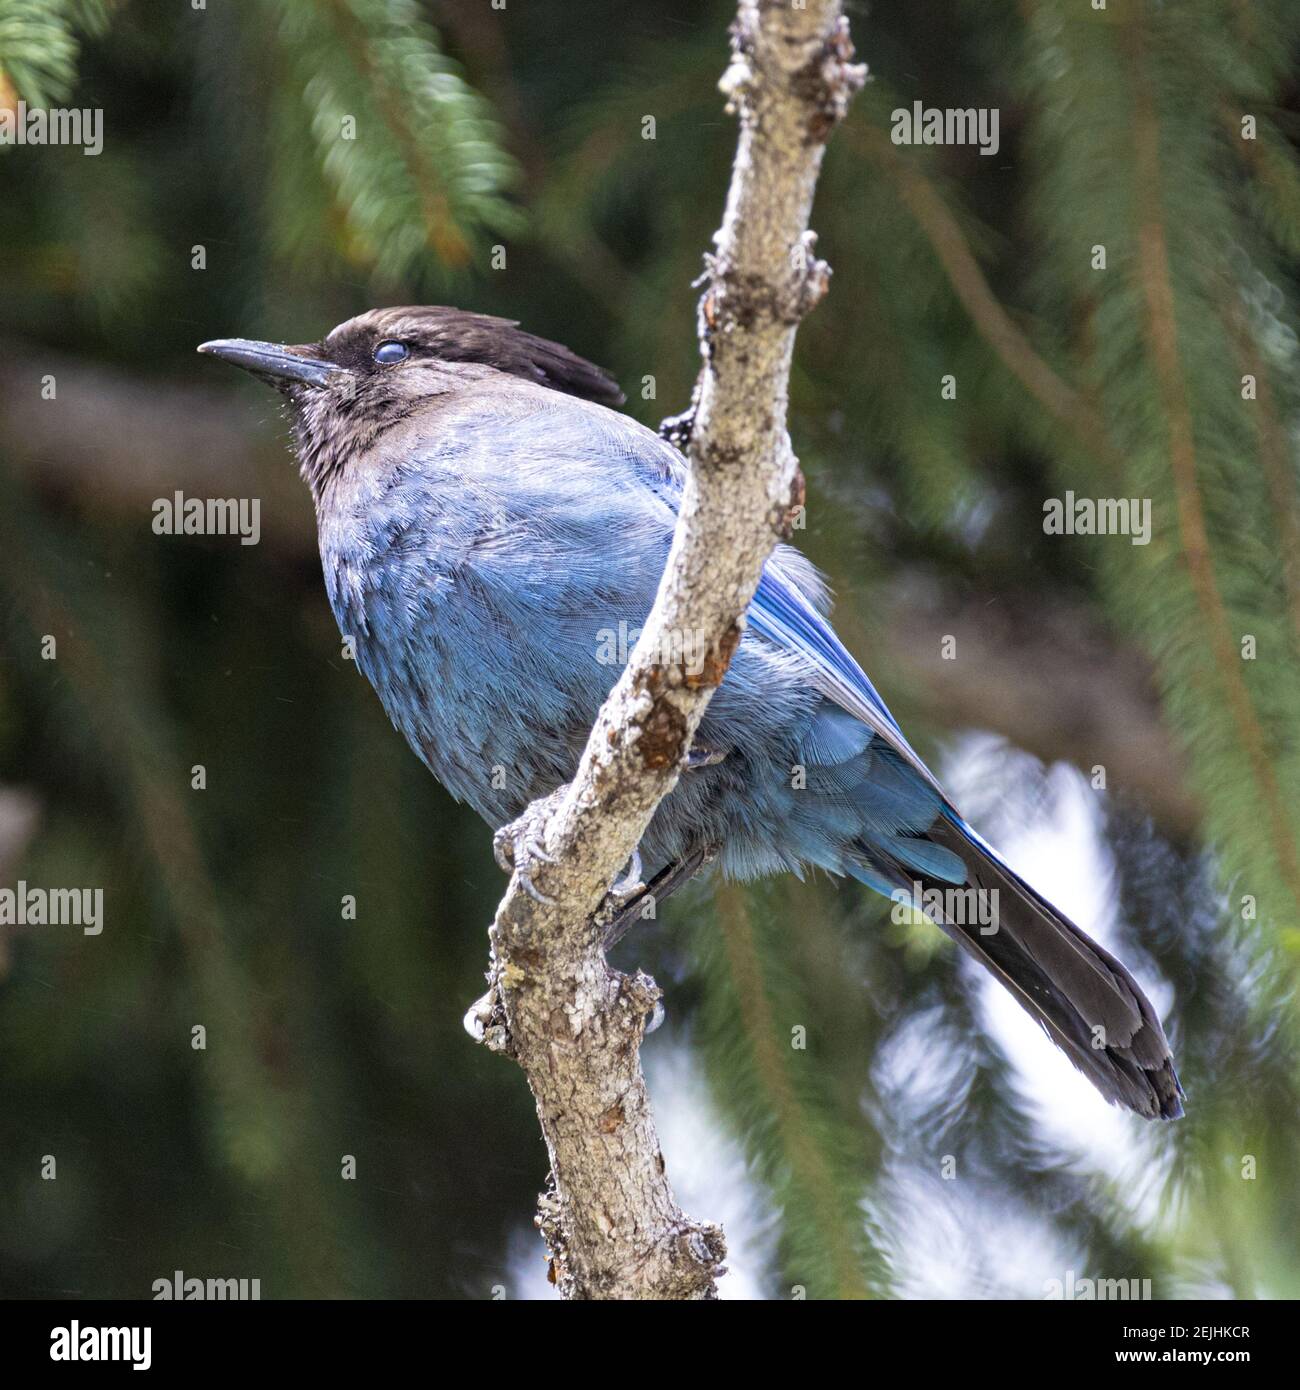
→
(198, 306, 624, 491)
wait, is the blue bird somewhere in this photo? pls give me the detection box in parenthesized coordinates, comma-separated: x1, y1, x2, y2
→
(199, 306, 1183, 1120)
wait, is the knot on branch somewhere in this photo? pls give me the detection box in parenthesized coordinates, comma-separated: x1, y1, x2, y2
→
(615, 968, 662, 1038)
(698, 232, 831, 346)
(644, 1219, 728, 1301)
(538, 1184, 729, 1301)
(722, 7, 866, 144)
(793, 16, 868, 145)
(634, 688, 690, 770)
(675, 1220, 729, 1286)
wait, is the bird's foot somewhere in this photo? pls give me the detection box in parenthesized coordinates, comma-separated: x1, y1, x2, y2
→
(600, 843, 720, 950)
(609, 849, 645, 901)
(493, 787, 569, 906)
(594, 848, 647, 931)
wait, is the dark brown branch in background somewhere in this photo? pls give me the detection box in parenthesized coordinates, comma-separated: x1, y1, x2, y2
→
(852, 123, 1123, 475)
(1221, 300, 1300, 658)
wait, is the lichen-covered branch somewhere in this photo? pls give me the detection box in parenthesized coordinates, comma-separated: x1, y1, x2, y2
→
(468, 0, 864, 1301)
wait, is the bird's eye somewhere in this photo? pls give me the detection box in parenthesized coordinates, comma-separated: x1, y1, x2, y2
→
(373, 340, 409, 364)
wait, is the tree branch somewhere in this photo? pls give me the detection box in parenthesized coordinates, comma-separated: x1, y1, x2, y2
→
(467, 1, 864, 1300)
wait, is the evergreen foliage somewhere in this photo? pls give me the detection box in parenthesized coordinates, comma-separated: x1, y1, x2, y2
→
(0, 0, 1297, 1299)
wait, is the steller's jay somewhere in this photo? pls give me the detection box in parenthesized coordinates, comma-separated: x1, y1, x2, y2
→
(199, 306, 1182, 1120)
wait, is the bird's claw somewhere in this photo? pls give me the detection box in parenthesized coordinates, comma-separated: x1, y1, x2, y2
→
(493, 797, 650, 915)
(594, 849, 648, 932)
(686, 744, 727, 770)
(493, 791, 565, 906)
(608, 849, 644, 902)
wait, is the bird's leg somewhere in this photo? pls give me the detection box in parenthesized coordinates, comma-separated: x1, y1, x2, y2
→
(601, 843, 718, 950)
(493, 788, 650, 909)
(493, 785, 569, 906)
(496, 745, 722, 919)
(597, 748, 724, 944)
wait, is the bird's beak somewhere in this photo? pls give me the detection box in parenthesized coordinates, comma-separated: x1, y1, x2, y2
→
(197, 338, 338, 389)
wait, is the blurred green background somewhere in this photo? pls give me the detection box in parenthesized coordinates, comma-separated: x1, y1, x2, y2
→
(1, 0, 1299, 1299)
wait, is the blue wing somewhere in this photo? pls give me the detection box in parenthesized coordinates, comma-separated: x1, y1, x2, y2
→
(749, 564, 941, 793)
(749, 559, 1053, 894)
(619, 419, 968, 882)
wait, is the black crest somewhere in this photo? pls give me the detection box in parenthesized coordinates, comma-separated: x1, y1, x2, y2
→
(331, 306, 625, 407)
